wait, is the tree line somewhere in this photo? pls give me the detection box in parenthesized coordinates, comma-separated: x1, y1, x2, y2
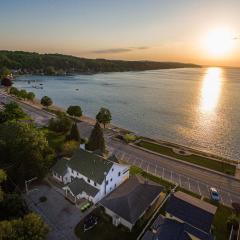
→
(0, 50, 200, 75)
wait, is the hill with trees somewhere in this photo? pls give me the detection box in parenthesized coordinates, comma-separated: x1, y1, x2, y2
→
(0, 50, 200, 75)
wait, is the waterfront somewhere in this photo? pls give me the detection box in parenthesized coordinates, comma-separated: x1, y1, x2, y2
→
(14, 67, 240, 160)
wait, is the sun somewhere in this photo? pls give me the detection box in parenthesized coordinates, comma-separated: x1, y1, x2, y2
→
(203, 28, 235, 57)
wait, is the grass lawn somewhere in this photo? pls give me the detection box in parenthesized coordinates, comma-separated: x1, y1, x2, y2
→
(204, 199, 233, 240)
(177, 187, 201, 199)
(75, 202, 165, 240)
(137, 140, 235, 175)
(41, 128, 67, 152)
(130, 166, 175, 191)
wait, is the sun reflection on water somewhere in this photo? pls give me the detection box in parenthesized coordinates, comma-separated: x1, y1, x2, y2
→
(200, 67, 223, 114)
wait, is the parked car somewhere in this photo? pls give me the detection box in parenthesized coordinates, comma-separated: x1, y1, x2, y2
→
(210, 187, 220, 201)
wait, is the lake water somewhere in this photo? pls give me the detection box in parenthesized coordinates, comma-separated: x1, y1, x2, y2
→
(14, 67, 240, 160)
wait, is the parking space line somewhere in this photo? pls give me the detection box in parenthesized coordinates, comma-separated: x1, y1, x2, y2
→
(162, 168, 165, 179)
(188, 178, 191, 191)
(140, 159, 143, 168)
(155, 166, 157, 176)
(179, 175, 181, 187)
(198, 182, 201, 196)
(228, 192, 232, 204)
(147, 164, 149, 173)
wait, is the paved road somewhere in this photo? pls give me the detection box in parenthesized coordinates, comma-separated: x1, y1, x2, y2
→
(107, 139, 240, 207)
(2, 90, 238, 207)
(0, 92, 54, 126)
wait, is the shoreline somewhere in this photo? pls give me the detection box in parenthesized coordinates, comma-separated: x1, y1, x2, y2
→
(3, 85, 238, 164)
(20, 94, 239, 165)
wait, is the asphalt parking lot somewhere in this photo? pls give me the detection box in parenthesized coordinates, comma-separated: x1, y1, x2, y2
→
(109, 147, 240, 207)
(24, 184, 90, 240)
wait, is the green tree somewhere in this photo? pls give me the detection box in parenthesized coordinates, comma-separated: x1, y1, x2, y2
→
(0, 67, 11, 79)
(9, 87, 19, 96)
(48, 113, 72, 133)
(0, 121, 55, 185)
(1, 102, 27, 123)
(96, 107, 112, 128)
(19, 89, 28, 99)
(62, 140, 79, 157)
(67, 123, 80, 142)
(67, 105, 82, 117)
(0, 170, 7, 202)
(40, 96, 53, 108)
(22, 213, 49, 240)
(44, 66, 56, 75)
(27, 92, 35, 101)
(0, 213, 48, 240)
(0, 193, 27, 220)
(86, 121, 106, 154)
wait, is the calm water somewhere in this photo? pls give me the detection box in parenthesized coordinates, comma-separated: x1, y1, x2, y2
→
(14, 67, 240, 160)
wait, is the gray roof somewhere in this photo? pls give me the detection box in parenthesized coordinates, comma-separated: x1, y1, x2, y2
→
(143, 215, 213, 240)
(67, 178, 99, 197)
(68, 148, 114, 184)
(52, 158, 68, 176)
(166, 191, 217, 233)
(100, 175, 164, 225)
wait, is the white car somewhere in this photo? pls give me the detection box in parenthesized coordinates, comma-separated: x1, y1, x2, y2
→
(210, 187, 220, 201)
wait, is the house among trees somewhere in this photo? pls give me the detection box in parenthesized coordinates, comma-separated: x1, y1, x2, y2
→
(142, 191, 217, 240)
(51, 148, 129, 204)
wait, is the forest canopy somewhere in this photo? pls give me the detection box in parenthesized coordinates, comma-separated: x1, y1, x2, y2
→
(0, 50, 200, 75)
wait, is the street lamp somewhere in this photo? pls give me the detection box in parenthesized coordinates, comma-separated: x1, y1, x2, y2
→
(25, 177, 38, 194)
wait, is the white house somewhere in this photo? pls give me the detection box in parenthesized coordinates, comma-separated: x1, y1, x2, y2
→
(52, 148, 129, 204)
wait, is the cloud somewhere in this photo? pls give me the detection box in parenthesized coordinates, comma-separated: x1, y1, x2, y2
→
(92, 48, 132, 54)
(92, 46, 149, 54)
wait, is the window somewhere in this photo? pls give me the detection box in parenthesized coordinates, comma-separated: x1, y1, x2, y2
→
(118, 172, 121, 177)
(106, 180, 109, 185)
(110, 187, 112, 191)
(112, 168, 114, 172)
(110, 178, 112, 182)
(94, 182, 97, 186)
(72, 169, 74, 174)
(87, 178, 90, 183)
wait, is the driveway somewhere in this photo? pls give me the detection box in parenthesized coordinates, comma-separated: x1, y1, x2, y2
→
(24, 184, 91, 240)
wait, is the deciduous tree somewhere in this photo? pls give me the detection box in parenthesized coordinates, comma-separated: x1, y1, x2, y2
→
(67, 105, 82, 117)
(40, 96, 53, 108)
(96, 107, 112, 128)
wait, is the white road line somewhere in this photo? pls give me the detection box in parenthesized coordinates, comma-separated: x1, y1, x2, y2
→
(179, 175, 182, 187)
(228, 192, 232, 204)
(198, 182, 202, 196)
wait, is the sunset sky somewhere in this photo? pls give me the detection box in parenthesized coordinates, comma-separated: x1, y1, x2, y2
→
(1, 0, 239, 67)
